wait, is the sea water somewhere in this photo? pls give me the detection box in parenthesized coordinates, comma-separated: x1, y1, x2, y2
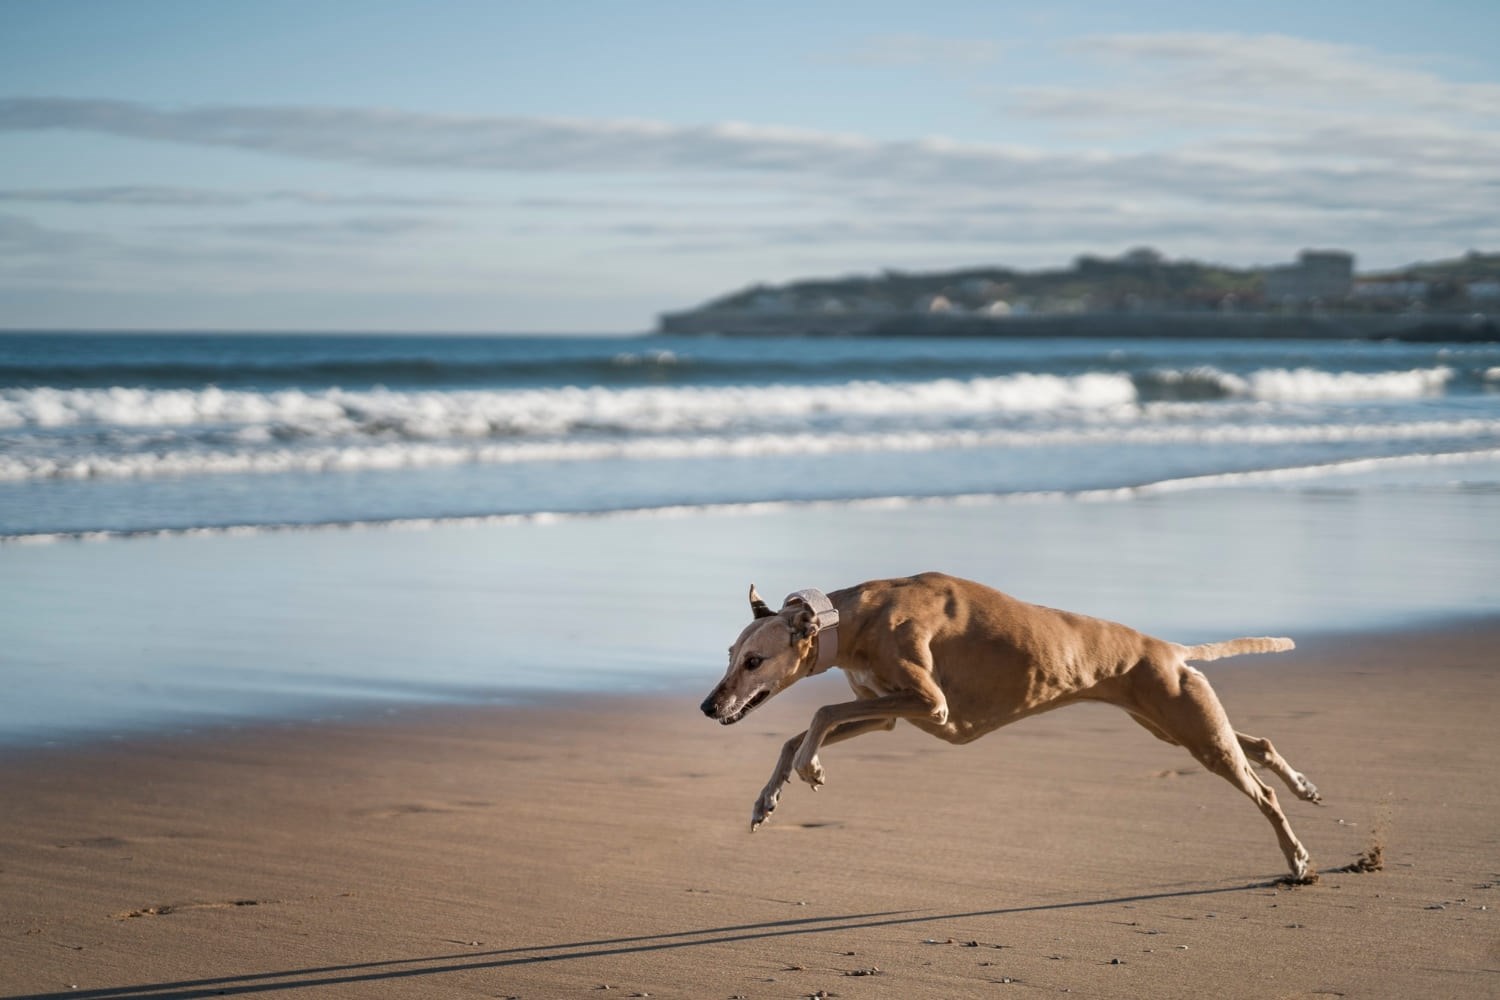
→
(3, 332, 1499, 538)
(1, 332, 1497, 744)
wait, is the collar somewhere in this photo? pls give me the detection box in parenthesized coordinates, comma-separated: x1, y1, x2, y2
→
(783, 588, 840, 674)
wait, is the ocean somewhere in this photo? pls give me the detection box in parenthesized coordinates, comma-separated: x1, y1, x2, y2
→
(3, 331, 1499, 539)
(2, 331, 1498, 745)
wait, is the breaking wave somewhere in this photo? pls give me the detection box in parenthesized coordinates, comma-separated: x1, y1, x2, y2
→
(1142, 366, 1455, 401)
(5, 418, 1500, 482)
(0, 373, 1140, 436)
(0, 366, 1463, 438)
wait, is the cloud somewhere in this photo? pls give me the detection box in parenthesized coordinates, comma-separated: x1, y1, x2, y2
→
(1069, 33, 1500, 118)
(158, 215, 452, 242)
(0, 93, 1484, 248)
(2, 81, 1492, 205)
(0, 185, 475, 208)
(0, 186, 252, 207)
(0, 211, 114, 257)
(0, 203, 467, 294)
(0, 97, 902, 176)
(1014, 32, 1500, 131)
(1, 29, 1496, 299)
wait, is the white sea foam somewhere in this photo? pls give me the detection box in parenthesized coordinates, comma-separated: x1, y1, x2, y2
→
(8, 447, 1498, 546)
(1246, 366, 1453, 401)
(5, 418, 1499, 481)
(8, 366, 1455, 440)
(0, 368, 1461, 440)
(1149, 366, 1454, 401)
(0, 385, 351, 431)
(0, 373, 1138, 436)
(1107, 447, 1500, 495)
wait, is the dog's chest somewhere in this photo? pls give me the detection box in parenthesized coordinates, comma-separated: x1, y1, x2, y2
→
(843, 667, 889, 697)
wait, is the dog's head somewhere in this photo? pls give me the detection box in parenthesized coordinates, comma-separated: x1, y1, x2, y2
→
(699, 584, 824, 725)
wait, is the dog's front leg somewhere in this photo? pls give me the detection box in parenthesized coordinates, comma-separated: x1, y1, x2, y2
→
(751, 730, 807, 831)
(751, 718, 900, 831)
(791, 690, 947, 789)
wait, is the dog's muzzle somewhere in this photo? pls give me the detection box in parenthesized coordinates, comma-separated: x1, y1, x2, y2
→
(701, 689, 770, 725)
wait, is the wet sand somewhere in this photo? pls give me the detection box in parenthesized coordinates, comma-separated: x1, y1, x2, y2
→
(2, 621, 1498, 999)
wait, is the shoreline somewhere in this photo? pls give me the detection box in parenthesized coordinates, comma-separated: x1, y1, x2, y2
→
(3, 610, 1498, 762)
(3, 618, 1498, 998)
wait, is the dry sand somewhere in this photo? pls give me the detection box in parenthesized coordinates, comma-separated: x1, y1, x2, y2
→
(2, 621, 1498, 999)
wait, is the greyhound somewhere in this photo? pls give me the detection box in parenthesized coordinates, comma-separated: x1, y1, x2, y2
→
(700, 572, 1321, 881)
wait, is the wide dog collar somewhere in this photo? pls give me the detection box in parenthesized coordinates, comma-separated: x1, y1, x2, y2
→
(783, 588, 840, 675)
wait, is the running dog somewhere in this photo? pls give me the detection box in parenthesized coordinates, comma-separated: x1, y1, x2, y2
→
(699, 572, 1321, 881)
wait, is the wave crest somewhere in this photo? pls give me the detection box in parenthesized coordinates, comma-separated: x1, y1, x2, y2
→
(0, 373, 1139, 436)
(6, 418, 1499, 482)
(1141, 365, 1454, 402)
(1246, 366, 1453, 401)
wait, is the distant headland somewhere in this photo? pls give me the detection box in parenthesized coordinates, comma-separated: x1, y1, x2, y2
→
(658, 248, 1500, 340)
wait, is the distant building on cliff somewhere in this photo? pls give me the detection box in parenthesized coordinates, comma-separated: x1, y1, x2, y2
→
(1265, 250, 1355, 305)
(1350, 279, 1431, 305)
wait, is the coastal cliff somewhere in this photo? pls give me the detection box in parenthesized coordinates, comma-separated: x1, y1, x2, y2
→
(658, 248, 1500, 340)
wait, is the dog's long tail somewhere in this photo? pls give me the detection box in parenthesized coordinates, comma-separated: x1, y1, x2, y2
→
(1181, 636, 1295, 662)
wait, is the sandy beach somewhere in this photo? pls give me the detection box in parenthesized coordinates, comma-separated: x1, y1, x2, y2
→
(3, 618, 1497, 999)
(6, 5, 1500, 997)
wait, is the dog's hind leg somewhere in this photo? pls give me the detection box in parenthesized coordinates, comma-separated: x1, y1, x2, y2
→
(1201, 743, 1312, 881)
(1236, 731, 1321, 804)
(1128, 711, 1180, 746)
(752, 717, 896, 831)
(1135, 715, 1319, 804)
(1130, 661, 1313, 881)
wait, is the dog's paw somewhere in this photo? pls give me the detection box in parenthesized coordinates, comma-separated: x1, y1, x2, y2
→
(1295, 775, 1322, 804)
(1288, 846, 1316, 884)
(750, 786, 780, 832)
(794, 754, 825, 790)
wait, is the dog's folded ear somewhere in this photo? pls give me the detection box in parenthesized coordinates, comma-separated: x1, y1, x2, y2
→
(749, 584, 776, 619)
(790, 605, 819, 639)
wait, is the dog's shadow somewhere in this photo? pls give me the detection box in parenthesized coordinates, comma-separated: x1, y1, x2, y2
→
(12, 881, 1296, 1000)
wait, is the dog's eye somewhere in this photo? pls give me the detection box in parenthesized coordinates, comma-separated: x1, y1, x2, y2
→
(743, 655, 763, 671)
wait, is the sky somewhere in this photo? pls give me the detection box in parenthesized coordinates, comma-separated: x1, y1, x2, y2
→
(1, 1, 1498, 333)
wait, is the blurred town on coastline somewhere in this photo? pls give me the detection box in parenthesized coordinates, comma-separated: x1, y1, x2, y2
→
(660, 248, 1500, 340)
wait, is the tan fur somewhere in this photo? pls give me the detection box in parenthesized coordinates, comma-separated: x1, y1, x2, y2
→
(1183, 636, 1296, 661)
(701, 572, 1321, 880)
